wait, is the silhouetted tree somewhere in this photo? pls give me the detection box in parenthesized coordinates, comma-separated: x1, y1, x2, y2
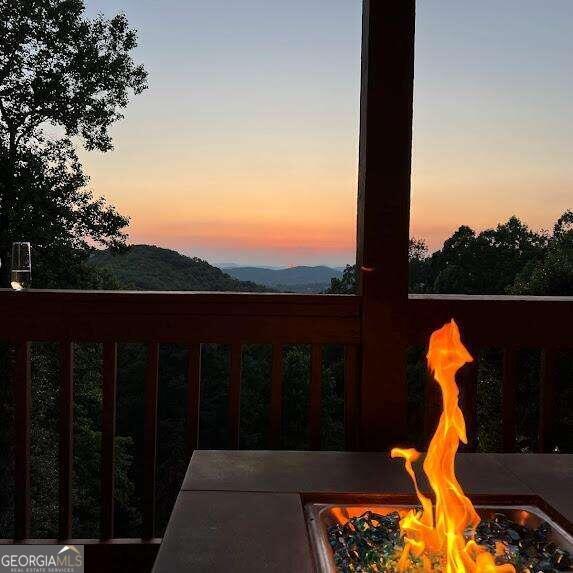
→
(0, 0, 147, 538)
(511, 210, 573, 296)
(0, 0, 147, 286)
(428, 217, 547, 294)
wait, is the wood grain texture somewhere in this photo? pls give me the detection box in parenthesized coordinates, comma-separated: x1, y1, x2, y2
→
(0, 290, 360, 344)
(407, 295, 573, 348)
(356, 0, 416, 450)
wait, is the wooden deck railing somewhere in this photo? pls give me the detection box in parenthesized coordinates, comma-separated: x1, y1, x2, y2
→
(408, 294, 573, 454)
(0, 289, 571, 552)
(0, 289, 361, 545)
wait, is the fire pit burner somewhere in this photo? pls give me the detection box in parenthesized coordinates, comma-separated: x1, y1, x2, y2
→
(306, 504, 573, 573)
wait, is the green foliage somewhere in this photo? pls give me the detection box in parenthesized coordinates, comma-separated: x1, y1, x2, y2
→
(0, 0, 147, 286)
(327, 264, 358, 294)
(0, 0, 147, 152)
(511, 211, 573, 295)
(1, 138, 129, 288)
(89, 245, 273, 292)
(326, 215, 573, 297)
(0, 0, 146, 539)
(428, 217, 547, 294)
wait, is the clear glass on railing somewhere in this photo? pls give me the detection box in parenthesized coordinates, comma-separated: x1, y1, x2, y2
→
(11, 242, 32, 290)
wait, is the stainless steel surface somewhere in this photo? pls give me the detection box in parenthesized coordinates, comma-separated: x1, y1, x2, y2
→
(305, 504, 573, 573)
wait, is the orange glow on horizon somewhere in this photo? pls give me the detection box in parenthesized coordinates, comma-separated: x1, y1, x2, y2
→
(127, 216, 356, 254)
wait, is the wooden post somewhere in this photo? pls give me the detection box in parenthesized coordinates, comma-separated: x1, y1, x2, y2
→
(356, 0, 416, 451)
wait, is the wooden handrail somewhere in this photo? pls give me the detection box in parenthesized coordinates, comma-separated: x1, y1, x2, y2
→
(407, 294, 573, 348)
(0, 290, 361, 344)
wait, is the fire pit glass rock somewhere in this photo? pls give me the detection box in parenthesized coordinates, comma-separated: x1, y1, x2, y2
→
(306, 504, 573, 573)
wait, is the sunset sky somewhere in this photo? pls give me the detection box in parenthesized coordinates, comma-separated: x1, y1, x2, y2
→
(82, 0, 572, 266)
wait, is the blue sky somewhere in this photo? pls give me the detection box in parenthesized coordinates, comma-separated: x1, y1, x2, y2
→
(82, 0, 572, 266)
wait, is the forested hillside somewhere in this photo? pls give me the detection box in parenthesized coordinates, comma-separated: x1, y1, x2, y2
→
(90, 245, 271, 292)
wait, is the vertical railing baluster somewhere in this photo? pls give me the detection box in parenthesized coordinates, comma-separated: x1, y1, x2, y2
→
(14, 341, 31, 540)
(187, 344, 202, 459)
(228, 344, 242, 449)
(59, 341, 74, 539)
(143, 342, 160, 540)
(459, 347, 478, 451)
(344, 345, 359, 451)
(101, 342, 117, 540)
(309, 345, 323, 450)
(502, 347, 518, 452)
(539, 348, 556, 453)
(269, 344, 283, 449)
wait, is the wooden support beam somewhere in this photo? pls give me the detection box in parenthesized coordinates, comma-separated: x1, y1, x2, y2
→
(356, 0, 416, 450)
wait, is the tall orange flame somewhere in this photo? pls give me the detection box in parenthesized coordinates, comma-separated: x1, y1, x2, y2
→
(391, 320, 515, 573)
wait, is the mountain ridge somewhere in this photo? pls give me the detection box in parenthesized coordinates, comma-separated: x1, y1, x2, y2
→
(222, 265, 343, 292)
(89, 244, 272, 292)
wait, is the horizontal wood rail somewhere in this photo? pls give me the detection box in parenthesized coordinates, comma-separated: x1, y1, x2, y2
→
(3, 290, 571, 346)
(0, 289, 571, 547)
(0, 290, 361, 344)
(408, 294, 573, 348)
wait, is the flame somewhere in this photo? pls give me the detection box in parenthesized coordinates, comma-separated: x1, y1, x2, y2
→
(391, 320, 515, 573)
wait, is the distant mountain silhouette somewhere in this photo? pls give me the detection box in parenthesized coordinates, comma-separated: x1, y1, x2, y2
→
(223, 265, 343, 293)
(89, 245, 271, 292)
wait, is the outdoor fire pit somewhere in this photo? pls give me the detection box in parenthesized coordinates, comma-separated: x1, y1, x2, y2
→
(305, 321, 572, 573)
(306, 503, 573, 573)
(151, 319, 573, 573)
